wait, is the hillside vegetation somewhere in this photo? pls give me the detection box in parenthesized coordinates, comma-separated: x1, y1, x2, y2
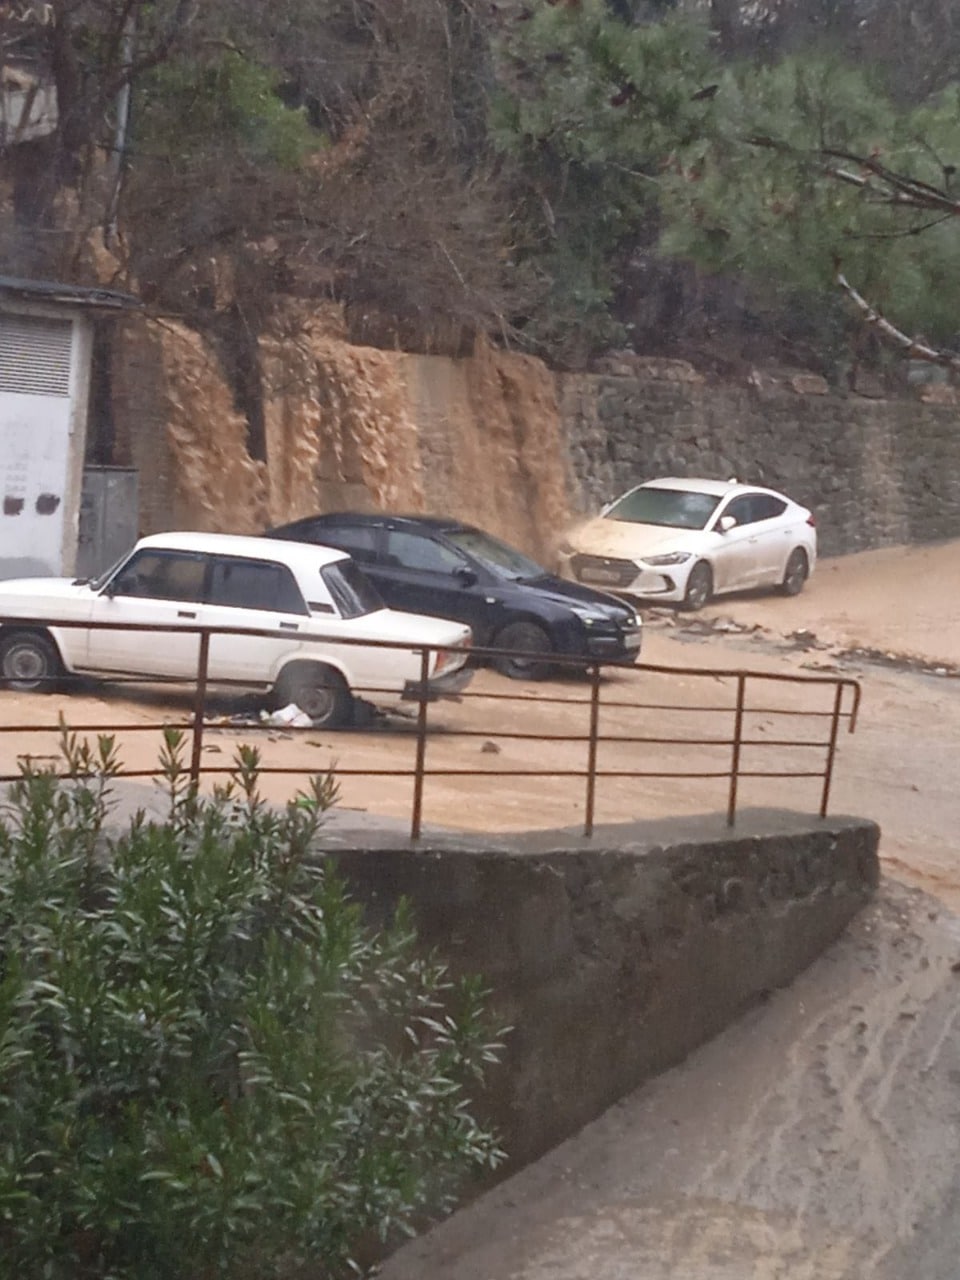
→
(5, 0, 960, 381)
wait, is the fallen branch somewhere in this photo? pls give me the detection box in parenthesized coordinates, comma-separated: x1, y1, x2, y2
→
(836, 269, 960, 373)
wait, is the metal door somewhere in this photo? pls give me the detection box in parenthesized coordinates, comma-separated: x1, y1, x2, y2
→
(77, 466, 139, 580)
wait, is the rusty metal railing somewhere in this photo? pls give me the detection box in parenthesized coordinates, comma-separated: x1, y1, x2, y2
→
(0, 613, 861, 838)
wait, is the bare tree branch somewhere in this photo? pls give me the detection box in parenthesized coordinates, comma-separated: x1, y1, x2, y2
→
(745, 133, 960, 216)
(835, 268, 960, 373)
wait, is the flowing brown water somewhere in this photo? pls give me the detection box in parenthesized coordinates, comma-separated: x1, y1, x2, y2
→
(140, 316, 571, 554)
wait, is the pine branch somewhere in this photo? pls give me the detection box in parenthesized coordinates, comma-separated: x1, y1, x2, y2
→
(746, 134, 960, 215)
(835, 269, 960, 373)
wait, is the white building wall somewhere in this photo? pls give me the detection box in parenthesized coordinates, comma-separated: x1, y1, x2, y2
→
(0, 304, 92, 578)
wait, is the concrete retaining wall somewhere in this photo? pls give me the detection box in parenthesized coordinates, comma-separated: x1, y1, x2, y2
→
(331, 811, 880, 1173)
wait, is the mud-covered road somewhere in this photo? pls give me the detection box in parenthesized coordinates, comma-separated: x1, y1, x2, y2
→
(380, 884, 960, 1280)
(376, 540, 960, 1280)
(2, 541, 959, 1278)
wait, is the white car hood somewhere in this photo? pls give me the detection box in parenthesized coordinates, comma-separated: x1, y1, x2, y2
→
(570, 517, 706, 561)
(0, 577, 93, 604)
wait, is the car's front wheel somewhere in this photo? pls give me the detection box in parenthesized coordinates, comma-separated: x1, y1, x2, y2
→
(273, 662, 354, 728)
(681, 562, 713, 612)
(780, 548, 810, 597)
(0, 629, 62, 693)
(491, 621, 554, 680)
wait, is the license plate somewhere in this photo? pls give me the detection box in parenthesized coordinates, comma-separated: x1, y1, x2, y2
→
(582, 569, 621, 585)
(624, 632, 642, 649)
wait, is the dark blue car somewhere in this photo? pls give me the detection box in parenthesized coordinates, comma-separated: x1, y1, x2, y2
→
(264, 514, 642, 679)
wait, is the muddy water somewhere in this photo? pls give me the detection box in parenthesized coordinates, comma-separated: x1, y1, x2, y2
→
(380, 886, 960, 1280)
(400, 341, 570, 558)
(156, 321, 267, 532)
(144, 320, 571, 555)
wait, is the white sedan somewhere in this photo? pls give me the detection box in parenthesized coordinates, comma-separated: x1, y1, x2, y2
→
(0, 531, 473, 728)
(557, 478, 817, 611)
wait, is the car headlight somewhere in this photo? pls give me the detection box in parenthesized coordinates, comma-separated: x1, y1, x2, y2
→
(557, 539, 576, 556)
(643, 552, 692, 567)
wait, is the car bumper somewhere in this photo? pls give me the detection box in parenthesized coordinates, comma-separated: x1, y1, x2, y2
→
(558, 551, 689, 603)
(583, 629, 643, 662)
(401, 663, 474, 701)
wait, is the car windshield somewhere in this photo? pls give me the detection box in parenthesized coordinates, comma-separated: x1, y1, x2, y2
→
(320, 558, 383, 618)
(446, 528, 545, 581)
(605, 487, 722, 530)
(89, 549, 135, 591)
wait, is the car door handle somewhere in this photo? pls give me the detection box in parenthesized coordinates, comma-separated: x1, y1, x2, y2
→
(279, 621, 299, 631)
(177, 610, 196, 619)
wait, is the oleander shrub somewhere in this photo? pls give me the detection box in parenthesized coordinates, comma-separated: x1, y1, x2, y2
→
(0, 728, 505, 1278)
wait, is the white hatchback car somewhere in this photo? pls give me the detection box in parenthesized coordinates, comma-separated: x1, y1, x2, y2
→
(0, 532, 473, 727)
(557, 478, 817, 611)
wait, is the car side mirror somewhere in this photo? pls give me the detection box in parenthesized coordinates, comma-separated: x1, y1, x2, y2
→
(718, 515, 736, 533)
(454, 567, 478, 588)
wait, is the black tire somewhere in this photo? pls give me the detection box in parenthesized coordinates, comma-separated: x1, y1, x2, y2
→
(780, 548, 809, 597)
(273, 662, 354, 729)
(491, 621, 554, 681)
(0, 629, 62, 693)
(682, 562, 713, 612)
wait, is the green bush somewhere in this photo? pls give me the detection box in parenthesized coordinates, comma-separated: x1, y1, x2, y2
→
(0, 730, 505, 1278)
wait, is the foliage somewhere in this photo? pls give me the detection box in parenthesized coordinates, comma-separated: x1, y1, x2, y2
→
(135, 52, 316, 170)
(0, 728, 505, 1278)
(12, 0, 960, 373)
(660, 56, 960, 347)
(490, 0, 716, 362)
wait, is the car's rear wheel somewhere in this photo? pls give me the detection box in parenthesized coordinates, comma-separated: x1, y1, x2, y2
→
(274, 662, 354, 728)
(0, 629, 62, 693)
(780, 548, 810, 597)
(682, 562, 713, 612)
(491, 621, 554, 681)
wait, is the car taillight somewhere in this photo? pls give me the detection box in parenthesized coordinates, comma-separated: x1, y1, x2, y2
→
(806, 514, 817, 527)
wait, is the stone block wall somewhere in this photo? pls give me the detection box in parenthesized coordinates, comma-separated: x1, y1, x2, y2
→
(560, 362, 960, 557)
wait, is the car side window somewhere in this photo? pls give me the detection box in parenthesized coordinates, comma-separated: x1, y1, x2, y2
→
(385, 530, 468, 574)
(207, 557, 308, 615)
(311, 524, 380, 565)
(110, 551, 206, 602)
(722, 496, 758, 528)
(751, 495, 787, 522)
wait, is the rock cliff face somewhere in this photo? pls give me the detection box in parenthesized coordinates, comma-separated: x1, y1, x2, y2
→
(114, 318, 571, 560)
(112, 320, 960, 560)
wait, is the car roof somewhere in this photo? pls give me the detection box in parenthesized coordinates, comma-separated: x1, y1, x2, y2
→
(136, 531, 349, 570)
(637, 477, 782, 500)
(285, 512, 469, 535)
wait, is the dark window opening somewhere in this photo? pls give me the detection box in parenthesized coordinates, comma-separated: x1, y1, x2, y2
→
(385, 530, 467, 574)
(110, 551, 206, 602)
(208, 558, 307, 614)
(310, 523, 380, 564)
(86, 321, 117, 465)
(321, 559, 383, 618)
